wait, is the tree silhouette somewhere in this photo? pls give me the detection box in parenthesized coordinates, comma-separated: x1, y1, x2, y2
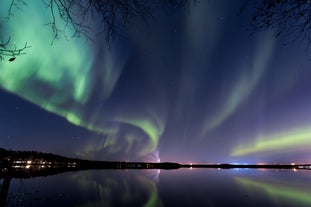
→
(0, 0, 197, 61)
(0, 36, 30, 62)
(243, 0, 311, 47)
(40, 0, 197, 41)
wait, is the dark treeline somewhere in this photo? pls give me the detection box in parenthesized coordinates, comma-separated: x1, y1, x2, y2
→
(0, 148, 71, 162)
(0, 148, 181, 171)
(2, 148, 311, 172)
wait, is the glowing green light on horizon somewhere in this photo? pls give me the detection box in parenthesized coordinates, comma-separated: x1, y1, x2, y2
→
(76, 114, 165, 159)
(231, 128, 311, 156)
(115, 116, 165, 156)
(236, 177, 311, 205)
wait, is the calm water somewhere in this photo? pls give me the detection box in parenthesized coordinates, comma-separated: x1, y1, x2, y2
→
(3, 169, 311, 207)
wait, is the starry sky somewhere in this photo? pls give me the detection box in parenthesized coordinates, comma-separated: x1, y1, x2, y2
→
(1, 0, 311, 163)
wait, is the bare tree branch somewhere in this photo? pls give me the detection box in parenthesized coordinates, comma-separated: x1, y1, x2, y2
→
(0, 0, 197, 60)
(6, 0, 197, 43)
(1, 0, 29, 61)
(4, 0, 26, 21)
(243, 0, 311, 48)
(0, 36, 31, 62)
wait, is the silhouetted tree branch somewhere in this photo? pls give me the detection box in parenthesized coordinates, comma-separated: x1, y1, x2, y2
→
(5, 0, 196, 43)
(0, 36, 30, 61)
(4, 0, 26, 21)
(42, 0, 197, 42)
(1, 0, 197, 61)
(244, 0, 311, 47)
(0, 0, 29, 61)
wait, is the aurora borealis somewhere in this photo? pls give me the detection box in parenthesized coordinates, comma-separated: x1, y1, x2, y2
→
(1, 0, 311, 163)
(235, 175, 311, 206)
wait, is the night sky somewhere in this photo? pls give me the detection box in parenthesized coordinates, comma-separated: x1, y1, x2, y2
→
(1, 0, 311, 163)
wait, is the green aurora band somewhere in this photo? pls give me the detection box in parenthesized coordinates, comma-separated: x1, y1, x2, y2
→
(3, 1, 310, 161)
(235, 177, 311, 205)
(71, 171, 163, 207)
(201, 35, 275, 135)
(0, 1, 163, 158)
(231, 127, 311, 157)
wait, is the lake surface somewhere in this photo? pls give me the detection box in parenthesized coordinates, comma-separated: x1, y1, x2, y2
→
(3, 168, 311, 207)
